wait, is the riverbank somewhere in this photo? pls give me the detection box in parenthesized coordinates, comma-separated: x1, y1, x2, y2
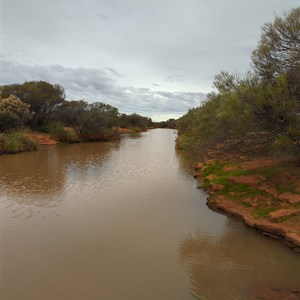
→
(25, 130, 58, 145)
(0, 131, 39, 154)
(193, 158, 300, 252)
(0, 127, 151, 155)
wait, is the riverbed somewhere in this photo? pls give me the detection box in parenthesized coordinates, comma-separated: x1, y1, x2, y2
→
(0, 129, 299, 299)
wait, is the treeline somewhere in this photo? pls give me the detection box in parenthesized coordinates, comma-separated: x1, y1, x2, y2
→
(155, 118, 177, 129)
(0, 81, 157, 153)
(177, 7, 300, 159)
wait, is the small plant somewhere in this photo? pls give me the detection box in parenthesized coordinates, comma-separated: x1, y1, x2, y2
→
(0, 131, 38, 154)
(255, 207, 278, 218)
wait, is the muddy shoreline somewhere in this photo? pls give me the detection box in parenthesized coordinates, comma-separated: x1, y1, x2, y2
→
(193, 159, 300, 253)
(207, 196, 300, 252)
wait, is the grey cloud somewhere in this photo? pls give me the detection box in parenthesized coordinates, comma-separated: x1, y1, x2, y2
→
(1, 0, 298, 95)
(166, 75, 184, 83)
(1, 0, 297, 118)
(105, 67, 122, 77)
(0, 60, 206, 120)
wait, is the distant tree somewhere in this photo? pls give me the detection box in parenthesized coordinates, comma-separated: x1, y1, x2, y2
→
(119, 113, 152, 129)
(89, 102, 119, 127)
(0, 95, 33, 132)
(56, 100, 89, 129)
(156, 118, 177, 129)
(1, 81, 65, 126)
(252, 7, 300, 81)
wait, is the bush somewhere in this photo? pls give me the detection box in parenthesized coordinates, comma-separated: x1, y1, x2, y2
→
(177, 74, 300, 157)
(0, 95, 33, 132)
(48, 122, 79, 143)
(0, 131, 38, 154)
(1, 81, 65, 127)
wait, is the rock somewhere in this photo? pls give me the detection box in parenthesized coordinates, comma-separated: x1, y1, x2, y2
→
(205, 159, 215, 165)
(286, 232, 300, 248)
(258, 184, 279, 197)
(228, 174, 265, 186)
(210, 182, 224, 191)
(197, 179, 204, 189)
(223, 165, 238, 172)
(195, 162, 204, 169)
(240, 158, 277, 170)
(206, 194, 300, 252)
(278, 192, 300, 204)
(269, 209, 300, 222)
(205, 174, 215, 181)
(193, 172, 201, 179)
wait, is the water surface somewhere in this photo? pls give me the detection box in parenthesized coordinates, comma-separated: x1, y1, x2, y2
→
(1, 129, 299, 299)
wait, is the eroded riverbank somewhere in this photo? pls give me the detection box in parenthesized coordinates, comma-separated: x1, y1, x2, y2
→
(193, 158, 300, 252)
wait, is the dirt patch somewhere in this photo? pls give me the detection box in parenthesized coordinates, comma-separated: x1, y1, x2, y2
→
(278, 192, 300, 204)
(228, 174, 265, 186)
(240, 158, 277, 170)
(269, 209, 300, 222)
(25, 130, 58, 146)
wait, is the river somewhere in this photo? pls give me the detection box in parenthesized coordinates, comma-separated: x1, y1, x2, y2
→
(0, 129, 299, 300)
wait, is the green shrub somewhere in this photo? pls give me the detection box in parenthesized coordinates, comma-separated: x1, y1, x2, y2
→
(48, 122, 79, 143)
(0, 131, 38, 154)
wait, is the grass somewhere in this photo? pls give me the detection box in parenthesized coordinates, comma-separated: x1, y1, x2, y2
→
(241, 201, 253, 208)
(254, 206, 279, 218)
(0, 131, 38, 154)
(48, 123, 79, 143)
(199, 160, 286, 218)
(201, 161, 265, 200)
(258, 166, 282, 180)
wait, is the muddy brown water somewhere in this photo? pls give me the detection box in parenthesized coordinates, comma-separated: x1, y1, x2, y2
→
(0, 129, 299, 300)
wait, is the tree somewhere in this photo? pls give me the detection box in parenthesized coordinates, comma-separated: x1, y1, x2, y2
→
(213, 71, 259, 95)
(252, 7, 300, 81)
(56, 100, 89, 129)
(0, 95, 33, 132)
(1, 81, 65, 126)
(89, 102, 119, 127)
(213, 71, 240, 94)
(121, 113, 152, 129)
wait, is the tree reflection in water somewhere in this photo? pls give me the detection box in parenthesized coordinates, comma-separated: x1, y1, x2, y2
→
(0, 142, 117, 216)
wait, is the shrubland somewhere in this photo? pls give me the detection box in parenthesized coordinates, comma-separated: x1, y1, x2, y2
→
(177, 7, 300, 160)
(0, 81, 155, 152)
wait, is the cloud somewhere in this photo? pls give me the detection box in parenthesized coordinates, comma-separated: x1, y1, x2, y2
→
(1, 0, 298, 97)
(0, 60, 206, 121)
(105, 67, 122, 77)
(166, 75, 184, 83)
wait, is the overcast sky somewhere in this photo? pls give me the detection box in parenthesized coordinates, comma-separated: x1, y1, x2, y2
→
(1, 0, 299, 121)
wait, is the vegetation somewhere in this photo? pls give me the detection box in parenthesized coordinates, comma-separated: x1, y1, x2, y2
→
(252, 8, 300, 81)
(0, 131, 38, 154)
(0, 81, 157, 153)
(177, 7, 300, 160)
(0, 95, 33, 132)
(119, 113, 153, 130)
(1, 81, 65, 127)
(48, 122, 79, 143)
(155, 118, 177, 129)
